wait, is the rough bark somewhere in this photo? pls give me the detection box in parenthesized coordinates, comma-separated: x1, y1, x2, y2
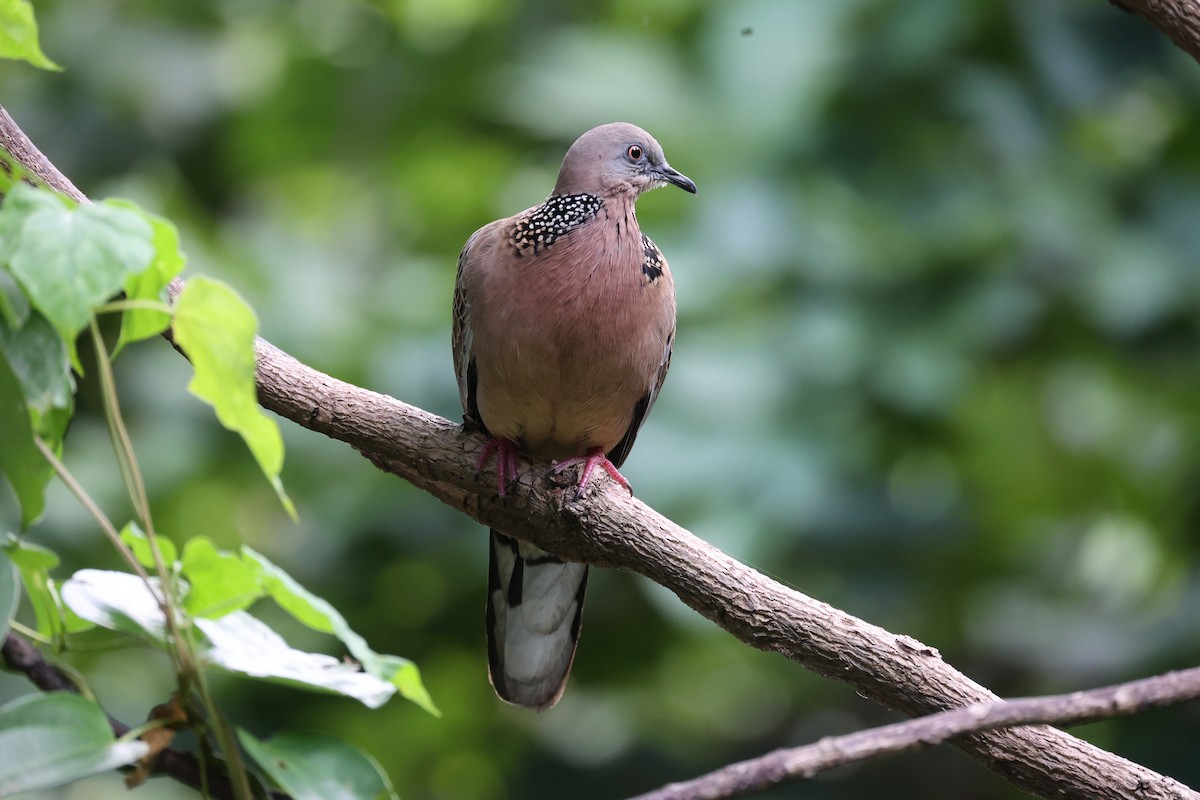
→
(630, 666, 1200, 800)
(1110, 0, 1200, 64)
(243, 335, 1200, 800)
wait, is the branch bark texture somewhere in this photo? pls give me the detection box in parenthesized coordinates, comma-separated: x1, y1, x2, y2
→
(248, 330, 1200, 800)
(1112, 0, 1200, 64)
(630, 666, 1200, 800)
(1, 73, 1197, 800)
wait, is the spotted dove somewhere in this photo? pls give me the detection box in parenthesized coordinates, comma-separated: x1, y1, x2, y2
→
(452, 122, 696, 710)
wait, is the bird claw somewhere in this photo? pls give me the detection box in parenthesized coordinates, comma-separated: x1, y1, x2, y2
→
(476, 437, 521, 497)
(551, 447, 633, 496)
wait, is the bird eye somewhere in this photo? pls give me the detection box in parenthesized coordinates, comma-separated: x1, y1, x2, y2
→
(626, 144, 644, 161)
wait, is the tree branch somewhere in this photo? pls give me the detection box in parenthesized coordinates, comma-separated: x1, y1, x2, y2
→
(251, 337, 1200, 800)
(629, 666, 1200, 800)
(0, 632, 289, 800)
(1107, 0, 1200, 65)
(1, 105, 1196, 800)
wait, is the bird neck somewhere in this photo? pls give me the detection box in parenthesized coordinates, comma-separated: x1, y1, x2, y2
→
(606, 192, 641, 233)
(554, 171, 643, 200)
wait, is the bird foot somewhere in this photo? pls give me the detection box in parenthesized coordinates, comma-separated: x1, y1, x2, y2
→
(551, 447, 633, 496)
(476, 437, 521, 497)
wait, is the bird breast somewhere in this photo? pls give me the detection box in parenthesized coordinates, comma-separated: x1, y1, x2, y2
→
(471, 204, 675, 459)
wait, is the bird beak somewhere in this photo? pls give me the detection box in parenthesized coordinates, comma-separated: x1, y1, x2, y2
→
(657, 165, 697, 194)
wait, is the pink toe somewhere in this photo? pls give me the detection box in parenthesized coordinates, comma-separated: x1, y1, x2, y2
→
(554, 448, 631, 494)
(476, 437, 520, 497)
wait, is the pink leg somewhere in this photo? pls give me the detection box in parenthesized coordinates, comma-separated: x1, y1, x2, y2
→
(476, 437, 521, 497)
(552, 447, 633, 495)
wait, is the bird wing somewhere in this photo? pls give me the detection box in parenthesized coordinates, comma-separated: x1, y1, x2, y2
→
(452, 222, 499, 429)
(606, 234, 675, 469)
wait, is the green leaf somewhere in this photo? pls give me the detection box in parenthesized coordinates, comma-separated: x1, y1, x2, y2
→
(244, 547, 335, 633)
(171, 277, 293, 517)
(239, 730, 399, 800)
(0, 347, 48, 526)
(0, 153, 20, 199)
(113, 204, 185, 356)
(0, 267, 29, 328)
(0, 185, 155, 369)
(0, 172, 60, 263)
(194, 612, 396, 708)
(0, 312, 75, 445)
(2, 536, 60, 637)
(0, 0, 61, 71)
(244, 547, 439, 715)
(380, 657, 437, 716)
(0, 547, 17, 641)
(180, 537, 263, 618)
(60, 569, 166, 643)
(0, 694, 148, 795)
(118, 521, 177, 570)
(3, 537, 89, 637)
(59, 567, 400, 708)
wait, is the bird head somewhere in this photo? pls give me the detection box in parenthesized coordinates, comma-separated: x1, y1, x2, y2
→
(553, 122, 697, 199)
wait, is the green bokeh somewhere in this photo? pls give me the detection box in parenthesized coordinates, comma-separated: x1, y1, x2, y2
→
(3, 1, 1200, 798)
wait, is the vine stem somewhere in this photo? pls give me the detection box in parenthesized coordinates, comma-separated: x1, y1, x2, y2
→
(33, 437, 151, 586)
(95, 299, 171, 314)
(88, 318, 154, 540)
(84, 315, 256, 800)
(87, 318, 191, 674)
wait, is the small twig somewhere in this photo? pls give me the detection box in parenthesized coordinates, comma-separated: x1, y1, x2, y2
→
(88, 321, 190, 678)
(88, 319, 256, 799)
(33, 436, 152, 586)
(0, 632, 290, 800)
(630, 666, 1200, 800)
(94, 298, 171, 314)
(90, 316, 151, 533)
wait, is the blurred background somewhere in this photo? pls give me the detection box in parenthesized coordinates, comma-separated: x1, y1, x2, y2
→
(2, 0, 1200, 798)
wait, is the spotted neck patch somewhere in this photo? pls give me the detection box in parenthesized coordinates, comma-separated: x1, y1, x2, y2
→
(512, 193, 603, 256)
(641, 234, 665, 282)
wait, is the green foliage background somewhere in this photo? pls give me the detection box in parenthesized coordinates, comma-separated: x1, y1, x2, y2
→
(3, 1, 1200, 798)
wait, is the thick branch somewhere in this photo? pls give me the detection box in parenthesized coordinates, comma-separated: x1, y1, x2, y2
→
(1109, 0, 1200, 64)
(1, 632, 288, 800)
(630, 666, 1200, 800)
(255, 333, 1198, 800)
(2, 106, 1196, 800)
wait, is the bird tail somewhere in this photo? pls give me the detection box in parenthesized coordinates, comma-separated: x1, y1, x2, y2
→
(486, 530, 587, 710)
